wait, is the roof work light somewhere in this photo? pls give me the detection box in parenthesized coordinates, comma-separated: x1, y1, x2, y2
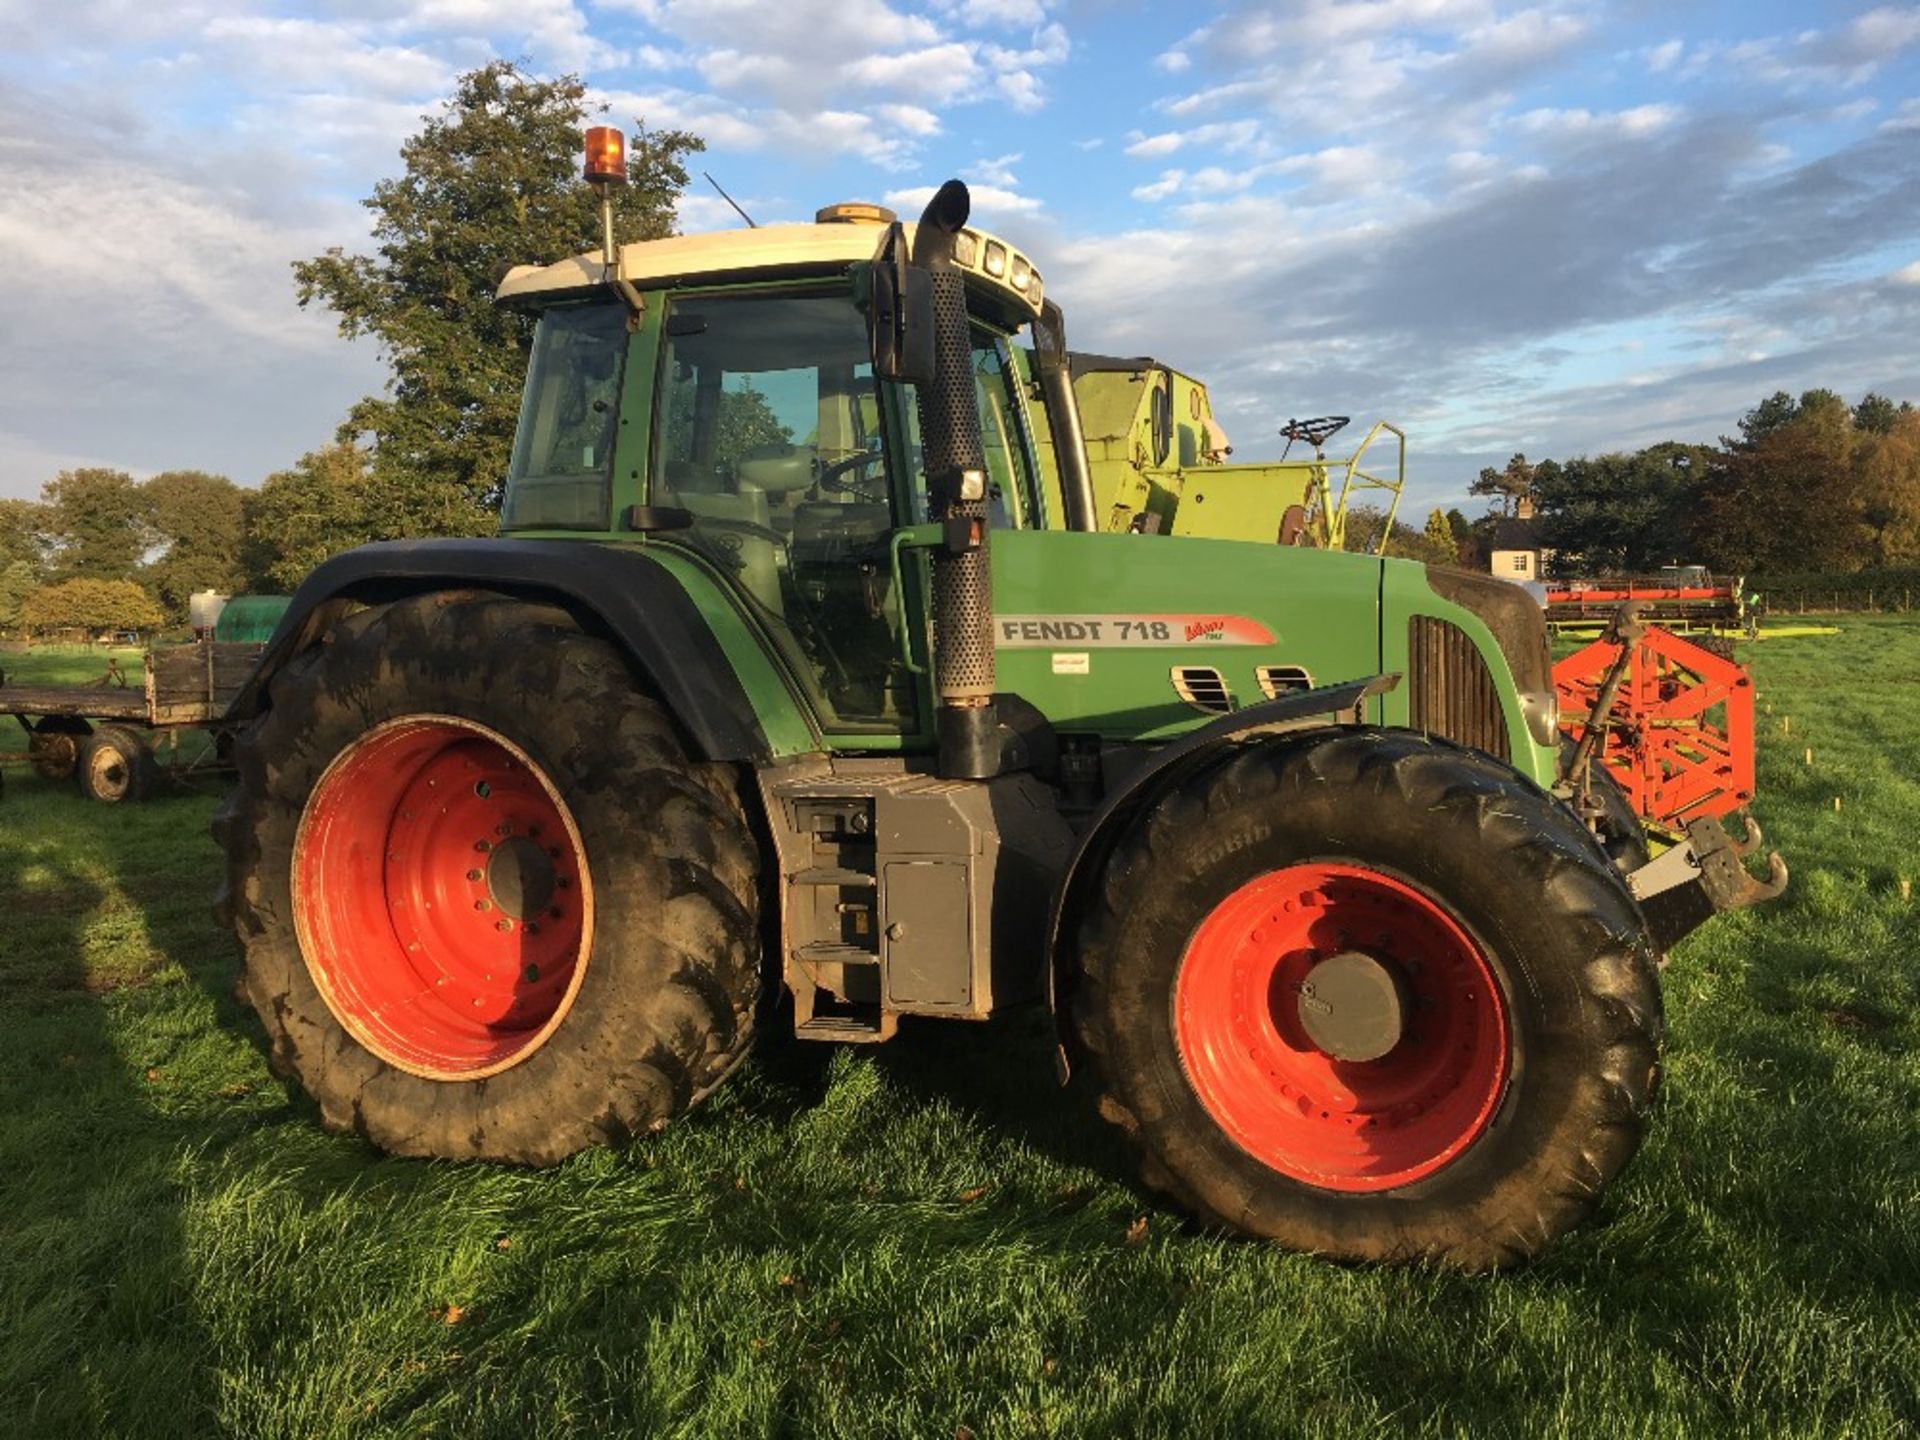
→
(584, 126, 627, 185)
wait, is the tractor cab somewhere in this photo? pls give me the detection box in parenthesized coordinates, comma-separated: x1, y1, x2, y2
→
(495, 199, 1066, 746)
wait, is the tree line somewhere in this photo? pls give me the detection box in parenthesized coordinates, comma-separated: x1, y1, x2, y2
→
(1461, 389, 1918, 578)
(1, 62, 700, 639)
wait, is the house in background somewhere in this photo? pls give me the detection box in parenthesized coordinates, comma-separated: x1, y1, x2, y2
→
(1488, 495, 1551, 582)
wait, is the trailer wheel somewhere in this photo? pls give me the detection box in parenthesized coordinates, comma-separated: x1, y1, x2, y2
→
(30, 716, 92, 781)
(215, 592, 762, 1165)
(1071, 728, 1663, 1269)
(77, 724, 158, 803)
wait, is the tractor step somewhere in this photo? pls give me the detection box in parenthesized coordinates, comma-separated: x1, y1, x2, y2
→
(795, 1011, 898, 1043)
(757, 758, 1073, 1042)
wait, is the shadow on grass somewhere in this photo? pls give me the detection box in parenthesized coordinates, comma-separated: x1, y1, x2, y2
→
(0, 784, 220, 1437)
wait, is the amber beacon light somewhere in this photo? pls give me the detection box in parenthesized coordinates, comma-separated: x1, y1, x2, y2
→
(584, 126, 626, 185)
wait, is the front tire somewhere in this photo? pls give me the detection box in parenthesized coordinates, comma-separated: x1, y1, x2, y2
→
(1071, 728, 1663, 1269)
(215, 593, 762, 1165)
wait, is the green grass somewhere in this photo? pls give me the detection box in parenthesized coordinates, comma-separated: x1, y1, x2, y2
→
(2, 622, 1917, 1437)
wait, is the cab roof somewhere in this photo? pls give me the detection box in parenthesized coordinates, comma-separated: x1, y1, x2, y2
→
(495, 217, 1044, 323)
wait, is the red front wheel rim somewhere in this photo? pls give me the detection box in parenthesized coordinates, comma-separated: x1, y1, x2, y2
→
(292, 716, 593, 1079)
(1173, 863, 1510, 1192)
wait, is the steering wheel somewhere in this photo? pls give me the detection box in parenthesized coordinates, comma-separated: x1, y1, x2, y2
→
(816, 449, 887, 499)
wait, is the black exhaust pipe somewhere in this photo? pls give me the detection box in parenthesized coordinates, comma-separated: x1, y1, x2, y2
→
(911, 181, 1000, 778)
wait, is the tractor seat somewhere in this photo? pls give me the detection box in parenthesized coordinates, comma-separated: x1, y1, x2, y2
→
(737, 443, 819, 494)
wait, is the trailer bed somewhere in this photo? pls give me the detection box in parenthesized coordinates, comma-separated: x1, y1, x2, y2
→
(1, 642, 265, 728)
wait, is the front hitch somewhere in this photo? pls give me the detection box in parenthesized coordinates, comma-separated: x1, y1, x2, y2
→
(1627, 813, 1789, 951)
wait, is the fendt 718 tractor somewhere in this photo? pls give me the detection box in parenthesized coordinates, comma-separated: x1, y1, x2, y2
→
(215, 133, 1786, 1268)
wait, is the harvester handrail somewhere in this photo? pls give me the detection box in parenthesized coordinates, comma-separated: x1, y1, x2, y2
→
(1323, 420, 1407, 553)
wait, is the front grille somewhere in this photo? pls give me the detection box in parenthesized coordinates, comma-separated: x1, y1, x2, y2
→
(1408, 616, 1509, 760)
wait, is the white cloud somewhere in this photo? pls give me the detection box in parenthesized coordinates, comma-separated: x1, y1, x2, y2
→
(1124, 120, 1261, 159)
(1647, 38, 1683, 73)
(1513, 103, 1683, 139)
(1131, 171, 1186, 203)
(884, 181, 1041, 217)
(1893, 261, 1920, 287)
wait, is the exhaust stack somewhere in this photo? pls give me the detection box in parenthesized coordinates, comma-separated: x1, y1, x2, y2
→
(911, 181, 1000, 778)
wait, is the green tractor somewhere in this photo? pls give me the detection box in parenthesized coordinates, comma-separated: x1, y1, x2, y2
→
(214, 148, 1785, 1267)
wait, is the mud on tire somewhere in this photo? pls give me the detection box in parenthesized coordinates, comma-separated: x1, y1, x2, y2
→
(1070, 727, 1664, 1269)
(214, 592, 762, 1165)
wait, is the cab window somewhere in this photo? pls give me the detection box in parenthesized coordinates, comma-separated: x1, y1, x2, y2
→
(904, 330, 1042, 529)
(500, 302, 627, 530)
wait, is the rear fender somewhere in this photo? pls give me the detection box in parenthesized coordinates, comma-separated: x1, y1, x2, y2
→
(228, 538, 817, 763)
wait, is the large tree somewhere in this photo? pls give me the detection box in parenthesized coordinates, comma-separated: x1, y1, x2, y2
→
(142, 469, 245, 617)
(1699, 390, 1870, 573)
(1468, 453, 1541, 517)
(240, 444, 381, 592)
(0, 498, 49, 574)
(294, 62, 702, 536)
(40, 468, 147, 583)
(21, 578, 166, 637)
(1857, 409, 1920, 564)
(0, 560, 35, 631)
(1533, 442, 1713, 575)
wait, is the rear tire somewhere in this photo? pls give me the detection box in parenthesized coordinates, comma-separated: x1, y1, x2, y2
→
(77, 724, 157, 803)
(1071, 728, 1663, 1269)
(214, 592, 763, 1165)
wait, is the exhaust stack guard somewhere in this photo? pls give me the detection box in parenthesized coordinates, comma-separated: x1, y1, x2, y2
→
(911, 182, 1003, 779)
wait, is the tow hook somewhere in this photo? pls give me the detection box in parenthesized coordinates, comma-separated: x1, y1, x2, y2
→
(1627, 813, 1789, 951)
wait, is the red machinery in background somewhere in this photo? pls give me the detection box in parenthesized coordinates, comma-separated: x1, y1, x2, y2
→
(1555, 620, 1756, 834)
(1546, 567, 1751, 635)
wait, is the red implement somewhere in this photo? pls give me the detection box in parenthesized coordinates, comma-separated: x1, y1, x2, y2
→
(1555, 628, 1756, 833)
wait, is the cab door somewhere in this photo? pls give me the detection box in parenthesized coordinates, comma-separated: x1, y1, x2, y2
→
(651, 285, 933, 749)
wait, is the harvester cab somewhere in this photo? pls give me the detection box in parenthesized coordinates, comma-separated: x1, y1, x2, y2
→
(215, 149, 1785, 1269)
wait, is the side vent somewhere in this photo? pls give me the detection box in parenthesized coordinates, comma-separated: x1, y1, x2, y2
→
(1408, 615, 1510, 760)
(1172, 666, 1234, 714)
(1255, 664, 1313, 699)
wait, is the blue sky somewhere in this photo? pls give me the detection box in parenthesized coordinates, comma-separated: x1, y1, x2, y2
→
(1, 0, 1917, 512)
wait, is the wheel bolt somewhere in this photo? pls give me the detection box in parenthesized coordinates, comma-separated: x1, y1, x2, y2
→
(467, 869, 482, 882)
(474, 839, 491, 853)
(496, 919, 512, 933)
(475, 899, 491, 912)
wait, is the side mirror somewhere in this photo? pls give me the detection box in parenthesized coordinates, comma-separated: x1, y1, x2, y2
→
(869, 221, 935, 385)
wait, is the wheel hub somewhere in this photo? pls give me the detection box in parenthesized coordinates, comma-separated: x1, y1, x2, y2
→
(292, 716, 591, 1079)
(1296, 950, 1411, 1062)
(1173, 862, 1511, 1191)
(486, 834, 556, 919)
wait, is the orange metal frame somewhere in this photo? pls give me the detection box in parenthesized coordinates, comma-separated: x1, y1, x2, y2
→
(1554, 628, 1756, 832)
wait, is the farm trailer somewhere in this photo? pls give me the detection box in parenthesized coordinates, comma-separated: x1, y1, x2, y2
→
(213, 137, 1787, 1268)
(2, 600, 289, 803)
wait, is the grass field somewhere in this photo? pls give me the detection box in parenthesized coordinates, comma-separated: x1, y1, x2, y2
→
(2, 624, 1916, 1438)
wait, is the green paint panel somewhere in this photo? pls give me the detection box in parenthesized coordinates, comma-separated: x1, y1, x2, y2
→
(990, 530, 1386, 741)
(615, 540, 821, 759)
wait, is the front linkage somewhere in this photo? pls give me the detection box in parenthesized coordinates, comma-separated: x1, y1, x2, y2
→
(1560, 602, 1787, 951)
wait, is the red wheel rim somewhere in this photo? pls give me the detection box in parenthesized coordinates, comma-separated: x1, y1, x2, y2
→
(1173, 863, 1509, 1192)
(292, 716, 593, 1079)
